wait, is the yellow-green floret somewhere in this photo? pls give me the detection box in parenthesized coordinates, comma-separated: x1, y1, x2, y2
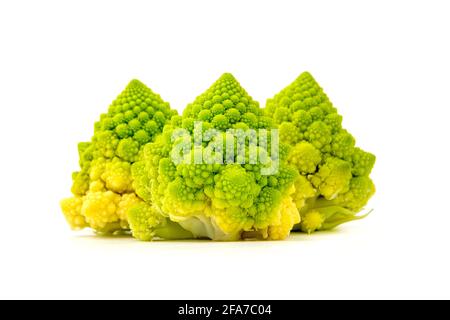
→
(265, 72, 375, 233)
(61, 80, 177, 234)
(130, 73, 300, 240)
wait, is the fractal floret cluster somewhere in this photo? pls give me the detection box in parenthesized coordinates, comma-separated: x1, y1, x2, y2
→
(265, 72, 375, 234)
(61, 72, 375, 241)
(61, 80, 177, 233)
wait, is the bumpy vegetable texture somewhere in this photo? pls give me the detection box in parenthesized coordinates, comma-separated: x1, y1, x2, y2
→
(265, 72, 376, 234)
(129, 73, 301, 240)
(61, 73, 375, 240)
(60, 79, 177, 233)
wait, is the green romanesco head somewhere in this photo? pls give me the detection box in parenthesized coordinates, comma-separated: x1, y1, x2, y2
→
(61, 79, 177, 234)
(131, 73, 300, 240)
(265, 72, 375, 233)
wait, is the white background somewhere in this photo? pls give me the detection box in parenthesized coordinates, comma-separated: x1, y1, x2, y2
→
(0, 0, 449, 300)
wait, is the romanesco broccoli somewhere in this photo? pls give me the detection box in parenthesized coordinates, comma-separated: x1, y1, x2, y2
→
(265, 72, 375, 233)
(61, 72, 376, 241)
(129, 73, 300, 240)
(61, 80, 177, 234)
